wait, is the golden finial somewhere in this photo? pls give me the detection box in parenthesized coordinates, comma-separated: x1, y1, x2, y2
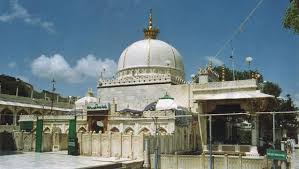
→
(87, 88, 94, 97)
(149, 9, 153, 30)
(222, 65, 225, 81)
(143, 9, 159, 39)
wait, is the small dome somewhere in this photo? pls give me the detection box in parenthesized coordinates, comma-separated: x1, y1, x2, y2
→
(155, 94, 178, 111)
(75, 89, 98, 109)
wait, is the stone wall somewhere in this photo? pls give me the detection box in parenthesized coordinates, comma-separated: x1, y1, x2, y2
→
(150, 154, 272, 169)
(99, 83, 172, 111)
(77, 132, 144, 160)
(13, 131, 67, 152)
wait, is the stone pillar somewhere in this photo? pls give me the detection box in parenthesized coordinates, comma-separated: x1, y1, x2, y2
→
(251, 115, 259, 146)
(143, 138, 150, 168)
(13, 111, 17, 126)
(198, 101, 207, 151)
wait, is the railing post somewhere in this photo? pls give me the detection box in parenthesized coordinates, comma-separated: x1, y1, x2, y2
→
(175, 152, 178, 169)
(224, 154, 228, 169)
(201, 153, 205, 169)
(239, 154, 242, 169)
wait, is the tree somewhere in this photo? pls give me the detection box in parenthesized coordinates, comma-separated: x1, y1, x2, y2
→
(213, 66, 299, 129)
(283, 0, 299, 34)
(261, 81, 282, 98)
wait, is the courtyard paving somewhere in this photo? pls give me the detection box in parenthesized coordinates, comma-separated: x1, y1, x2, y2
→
(0, 151, 134, 169)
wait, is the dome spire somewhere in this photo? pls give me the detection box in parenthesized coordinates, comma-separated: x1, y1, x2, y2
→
(143, 9, 159, 39)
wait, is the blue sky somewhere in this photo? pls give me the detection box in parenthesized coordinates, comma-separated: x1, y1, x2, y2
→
(0, 0, 298, 105)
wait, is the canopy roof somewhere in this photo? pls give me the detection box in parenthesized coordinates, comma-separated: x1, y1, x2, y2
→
(194, 90, 274, 101)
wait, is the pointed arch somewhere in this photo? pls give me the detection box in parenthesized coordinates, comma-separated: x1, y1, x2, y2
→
(16, 109, 29, 125)
(124, 127, 134, 135)
(158, 127, 167, 135)
(52, 127, 62, 133)
(78, 127, 87, 133)
(0, 108, 13, 125)
(138, 127, 151, 135)
(44, 127, 51, 133)
(32, 110, 42, 115)
(110, 127, 120, 133)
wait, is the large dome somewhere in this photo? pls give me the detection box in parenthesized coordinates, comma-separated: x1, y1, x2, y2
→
(113, 10, 185, 82)
(117, 39, 184, 72)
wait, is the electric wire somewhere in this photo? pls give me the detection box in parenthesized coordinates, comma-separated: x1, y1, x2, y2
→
(214, 0, 265, 59)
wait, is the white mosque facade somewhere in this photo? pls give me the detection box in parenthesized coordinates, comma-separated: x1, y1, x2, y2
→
(96, 11, 273, 150)
(12, 11, 275, 156)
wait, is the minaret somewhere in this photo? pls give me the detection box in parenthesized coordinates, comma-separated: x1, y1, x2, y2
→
(143, 9, 159, 39)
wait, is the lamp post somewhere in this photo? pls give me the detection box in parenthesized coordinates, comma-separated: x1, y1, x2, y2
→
(50, 79, 56, 115)
(16, 79, 20, 96)
(245, 57, 253, 79)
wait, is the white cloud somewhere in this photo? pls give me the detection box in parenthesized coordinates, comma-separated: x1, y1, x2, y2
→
(8, 61, 16, 68)
(0, 0, 55, 33)
(31, 54, 117, 84)
(205, 56, 224, 66)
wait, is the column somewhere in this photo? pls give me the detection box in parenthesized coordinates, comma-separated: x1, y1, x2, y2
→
(251, 115, 259, 146)
(198, 101, 207, 147)
(143, 138, 150, 168)
(13, 110, 17, 126)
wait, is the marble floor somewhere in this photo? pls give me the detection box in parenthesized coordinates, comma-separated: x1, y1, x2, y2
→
(0, 151, 125, 169)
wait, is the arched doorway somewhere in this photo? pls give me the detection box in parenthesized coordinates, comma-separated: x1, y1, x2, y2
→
(0, 108, 13, 125)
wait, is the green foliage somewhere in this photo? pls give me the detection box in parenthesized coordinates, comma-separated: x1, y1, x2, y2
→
(212, 67, 298, 129)
(213, 66, 263, 83)
(283, 0, 299, 34)
(261, 81, 282, 98)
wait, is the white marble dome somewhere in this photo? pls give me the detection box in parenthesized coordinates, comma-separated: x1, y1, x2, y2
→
(117, 39, 184, 77)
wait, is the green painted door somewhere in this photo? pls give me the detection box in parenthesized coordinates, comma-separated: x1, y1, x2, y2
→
(35, 119, 43, 152)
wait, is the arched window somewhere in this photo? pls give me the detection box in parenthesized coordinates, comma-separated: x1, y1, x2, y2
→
(138, 127, 151, 135)
(52, 127, 62, 133)
(44, 127, 51, 133)
(158, 127, 167, 135)
(110, 127, 120, 133)
(0, 108, 13, 125)
(124, 127, 134, 135)
(78, 127, 87, 133)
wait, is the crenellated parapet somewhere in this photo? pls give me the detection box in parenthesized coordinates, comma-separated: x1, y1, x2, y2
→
(98, 70, 185, 88)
